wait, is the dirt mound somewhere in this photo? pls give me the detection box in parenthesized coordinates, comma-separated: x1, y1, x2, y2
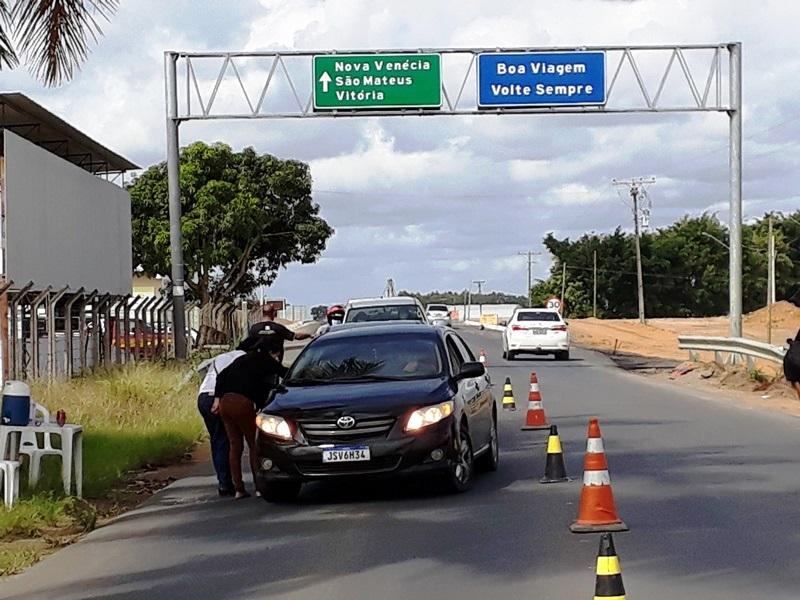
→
(744, 301, 800, 330)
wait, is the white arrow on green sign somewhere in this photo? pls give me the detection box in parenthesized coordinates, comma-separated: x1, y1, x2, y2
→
(313, 54, 442, 110)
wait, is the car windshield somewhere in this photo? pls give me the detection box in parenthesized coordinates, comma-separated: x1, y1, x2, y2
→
(345, 305, 423, 323)
(427, 305, 448, 312)
(516, 311, 561, 322)
(286, 334, 444, 384)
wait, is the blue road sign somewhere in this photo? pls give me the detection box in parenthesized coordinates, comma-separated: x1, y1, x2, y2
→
(477, 51, 606, 108)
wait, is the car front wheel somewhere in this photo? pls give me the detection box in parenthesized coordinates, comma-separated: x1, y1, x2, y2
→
(444, 422, 474, 493)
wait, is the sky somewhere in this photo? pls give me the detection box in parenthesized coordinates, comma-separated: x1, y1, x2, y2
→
(4, 0, 800, 306)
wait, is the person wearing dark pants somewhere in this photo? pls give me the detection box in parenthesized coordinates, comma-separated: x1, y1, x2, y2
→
(197, 349, 245, 496)
(213, 336, 287, 499)
(197, 392, 234, 495)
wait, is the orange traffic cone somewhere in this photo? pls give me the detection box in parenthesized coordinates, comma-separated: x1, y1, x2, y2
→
(521, 372, 550, 431)
(570, 418, 628, 533)
(479, 348, 486, 364)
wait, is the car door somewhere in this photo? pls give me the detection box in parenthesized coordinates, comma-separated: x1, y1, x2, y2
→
(452, 333, 493, 443)
(445, 334, 488, 446)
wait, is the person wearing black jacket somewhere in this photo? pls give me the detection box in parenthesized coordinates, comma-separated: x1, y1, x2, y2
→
(213, 336, 287, 499)
(784, 329, 800, 401)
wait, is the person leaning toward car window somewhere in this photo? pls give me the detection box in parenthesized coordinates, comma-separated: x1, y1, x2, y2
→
(196, 346, 246, 497)
(212, 335, 288, 499)
(784, 328, 800, 401)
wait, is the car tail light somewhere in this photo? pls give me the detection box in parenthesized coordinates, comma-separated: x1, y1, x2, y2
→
(551, 325, 568, 331)
(511, 325, 526, 331)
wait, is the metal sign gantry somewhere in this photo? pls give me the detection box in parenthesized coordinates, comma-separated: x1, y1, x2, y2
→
(164, 43, 742, 359)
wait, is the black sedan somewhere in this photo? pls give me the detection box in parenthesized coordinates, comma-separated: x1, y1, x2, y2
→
(254, 323, 498, 502)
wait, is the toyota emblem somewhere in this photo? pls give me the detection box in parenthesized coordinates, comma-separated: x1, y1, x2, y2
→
(336, 416, 356, 430)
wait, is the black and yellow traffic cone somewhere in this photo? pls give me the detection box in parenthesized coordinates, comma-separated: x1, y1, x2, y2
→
(540, 425, 569, 483)
(502, 377, 516, 411)
(594, 533, 626, 600)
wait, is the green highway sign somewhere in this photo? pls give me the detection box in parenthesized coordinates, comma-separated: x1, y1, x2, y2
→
(313, 54, 442, 110)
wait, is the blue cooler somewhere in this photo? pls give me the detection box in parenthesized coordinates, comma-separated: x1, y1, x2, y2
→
(2, 381, 31, 426)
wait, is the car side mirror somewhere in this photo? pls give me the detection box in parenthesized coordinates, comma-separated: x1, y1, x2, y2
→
(455, 361, 485, 381)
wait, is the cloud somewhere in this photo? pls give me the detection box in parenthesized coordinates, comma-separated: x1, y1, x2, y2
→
(5, 0, 799, 304)
(544, 183, 608, 207)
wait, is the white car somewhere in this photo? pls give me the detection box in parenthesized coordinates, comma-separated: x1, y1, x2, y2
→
(425, 304, 451, 327)
(502, 308, 570, 361)
(343, 296, 428, 324)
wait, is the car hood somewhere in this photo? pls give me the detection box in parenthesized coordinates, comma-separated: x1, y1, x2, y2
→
(267, 377, 453, 416)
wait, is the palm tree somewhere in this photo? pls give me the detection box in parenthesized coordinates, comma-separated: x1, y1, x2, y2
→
(0, 0, 118, 86)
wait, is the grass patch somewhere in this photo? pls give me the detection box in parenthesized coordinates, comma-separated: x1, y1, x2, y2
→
(748, 368, 770, 385)
(0, 363, 204, 575)
(28, 363, 204, 498)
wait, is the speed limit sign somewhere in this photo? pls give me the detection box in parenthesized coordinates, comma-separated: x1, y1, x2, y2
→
(546, 297, 563, 312)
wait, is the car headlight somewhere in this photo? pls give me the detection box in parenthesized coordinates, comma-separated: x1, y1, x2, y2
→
(405, 401, 454, 432)
(256, 414, 293, 440)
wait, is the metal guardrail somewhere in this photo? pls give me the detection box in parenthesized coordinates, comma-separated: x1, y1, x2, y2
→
(678, 335, 787, 366)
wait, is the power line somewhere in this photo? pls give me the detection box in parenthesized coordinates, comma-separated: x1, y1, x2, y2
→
(564, 264, 693, 281)
(517, 251, 541, 307)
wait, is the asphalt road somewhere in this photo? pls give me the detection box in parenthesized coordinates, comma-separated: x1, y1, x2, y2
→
(4, 325, 800, 599)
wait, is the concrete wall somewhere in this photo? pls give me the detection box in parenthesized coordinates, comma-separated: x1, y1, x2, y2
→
(3, 130, 132, 294)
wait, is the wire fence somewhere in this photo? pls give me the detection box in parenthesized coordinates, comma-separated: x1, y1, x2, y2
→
(0, 282, 275, 382)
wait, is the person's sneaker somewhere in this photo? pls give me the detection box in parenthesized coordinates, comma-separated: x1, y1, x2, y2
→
(218, 488, 236, 497)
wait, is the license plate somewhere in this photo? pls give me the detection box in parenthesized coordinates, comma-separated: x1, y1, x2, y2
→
(322, 446, 371, 463)
(529, 328, 547, 335)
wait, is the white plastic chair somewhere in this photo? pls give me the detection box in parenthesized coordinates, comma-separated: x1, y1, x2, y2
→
(19, 403, 62, 488)
(0, 460, 21, 507)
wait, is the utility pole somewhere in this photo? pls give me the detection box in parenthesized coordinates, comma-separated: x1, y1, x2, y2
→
(518, 251, 541, 307)
(613, 177, 656, 324)
(472, 280, 486, 317)
(767, 215, 775, 343)
(593, 250, 598, 318)
(164, 52, 187, 360)
(560, 263, 567, 311)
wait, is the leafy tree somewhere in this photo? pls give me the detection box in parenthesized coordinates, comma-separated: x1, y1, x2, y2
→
(0, 0, 117, 85)
(532, 212, 800, 319)
(128, 142, 334, 306)
(530, 274, 591, 318)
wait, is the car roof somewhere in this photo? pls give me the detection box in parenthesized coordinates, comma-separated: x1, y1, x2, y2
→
(514, 308, 562, 315)
(346, 296, 419, 308)
(319, 322, 441, 340)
